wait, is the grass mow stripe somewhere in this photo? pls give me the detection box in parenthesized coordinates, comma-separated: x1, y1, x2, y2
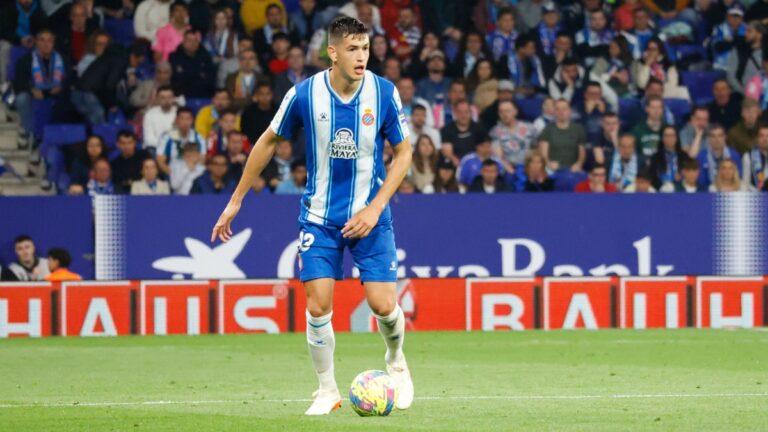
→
(1, 393, 766, 409)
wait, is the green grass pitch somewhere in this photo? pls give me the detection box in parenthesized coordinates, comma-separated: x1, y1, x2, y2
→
(0, 330, 766, 431)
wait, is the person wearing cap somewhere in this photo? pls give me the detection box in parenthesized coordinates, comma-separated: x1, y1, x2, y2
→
(415, 50, 452, 108)
(529, 2, 561, 57)
(711, 4, 747, 70)
(726, 21, 765, 95)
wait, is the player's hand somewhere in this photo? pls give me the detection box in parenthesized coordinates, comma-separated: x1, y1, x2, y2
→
(342, 205, 381, 239)
(211, 201, 241, 243)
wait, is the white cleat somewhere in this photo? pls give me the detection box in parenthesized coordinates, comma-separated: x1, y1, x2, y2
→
(387, 358, 414, 410)
(304, 388, 342, 415)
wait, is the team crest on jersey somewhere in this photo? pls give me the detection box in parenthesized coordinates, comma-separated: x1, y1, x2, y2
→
(362, 108, 375, 126)
(329, 128, 358, 159)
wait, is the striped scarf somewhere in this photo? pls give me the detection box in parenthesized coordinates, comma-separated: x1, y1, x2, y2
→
(32, 50, 64, 91)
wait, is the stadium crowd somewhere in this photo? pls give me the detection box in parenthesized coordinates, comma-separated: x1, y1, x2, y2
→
(2, 0, 768, 195)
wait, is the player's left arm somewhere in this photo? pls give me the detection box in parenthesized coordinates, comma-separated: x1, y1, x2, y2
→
(342, 137, 412, 239)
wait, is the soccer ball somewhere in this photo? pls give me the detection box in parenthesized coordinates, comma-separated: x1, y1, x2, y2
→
(348, 370, 397, 416)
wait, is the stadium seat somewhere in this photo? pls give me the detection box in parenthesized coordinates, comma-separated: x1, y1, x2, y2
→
(618, 98, 642, 128)
(681, 71, 725, 106)
(515, 96, 543, 121)
(43, 124, 87, 147)
(185, 98, 211, 115)
(104, 18, 135, 47)
(92, 123, 127, 149)
(552, 170, 587, 192)
(32, 99, 54, 141)
(6, 46, 30, 83)
(664, 98, 691, 126)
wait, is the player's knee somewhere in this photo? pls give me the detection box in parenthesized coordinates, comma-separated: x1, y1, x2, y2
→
(306, 303, 333, 318)
(369, 299, 395, 317)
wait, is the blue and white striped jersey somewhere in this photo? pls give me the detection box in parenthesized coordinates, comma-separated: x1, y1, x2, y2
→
(269, 69, 410, 228)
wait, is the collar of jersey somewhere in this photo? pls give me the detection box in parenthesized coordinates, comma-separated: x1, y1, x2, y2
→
(324, 69, 365, 105)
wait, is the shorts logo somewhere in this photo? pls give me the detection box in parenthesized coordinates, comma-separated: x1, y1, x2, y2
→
(362, 109, 375, 126)
(389, 261, 397, 271)
(298, 231, 315, 252)
(329, 128, 358, 159)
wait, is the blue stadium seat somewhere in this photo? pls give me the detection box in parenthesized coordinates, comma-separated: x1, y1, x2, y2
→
(104, 18, 135, 47)
(7, 46, 30, 83)
(32, 99, 54, 141)
(618, 98, 642, 128)
(681, 71, 725, 106)
(515, 96, 543, 121)
(43, 124, 87, 147)
(664, 98, 691, 126)
(185, 98, 211, 115)
(552, 171, 587, 192)
(672, 44, 706, 62)
(92, 123, 128, 149)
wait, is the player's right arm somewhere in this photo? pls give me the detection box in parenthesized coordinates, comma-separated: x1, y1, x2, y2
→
(211, 86, 301, 243)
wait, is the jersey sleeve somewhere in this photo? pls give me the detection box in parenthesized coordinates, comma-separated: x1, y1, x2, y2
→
(269, 86, 301, 139)
(382, 86, 410, 146)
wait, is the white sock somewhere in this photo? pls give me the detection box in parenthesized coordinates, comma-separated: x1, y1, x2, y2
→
(374, 305, 405, 364)
(306, 310, 337, 392)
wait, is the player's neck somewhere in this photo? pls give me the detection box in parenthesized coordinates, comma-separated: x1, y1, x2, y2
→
(328, 67, 362, 101)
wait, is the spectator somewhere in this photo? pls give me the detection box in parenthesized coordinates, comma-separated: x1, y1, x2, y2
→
(290, 0, 327, 45)
(398, 76, 433, 126)
(577, 81, 609, 144)
(203, 8, 239, 65)
(408, 31, 440, 79)
(697, 124, 742, 188)
(152, 0, 189, 62)
(490, 100, 535, 175)
(711, 5, 746, 71)
(590, 35, 633, 99)
(116, 41, 149, 116)
(0, 0, 48, 67)
(522, 150, 555, 192)
(410, 134, 438, 193)
(195, 88, 232, 139)
(453, 30, 491, 79)
(591, 112, 620, 169)
(649, 125, 689, 191)
(621, 8, 654, 60)
(70, 30, 126, 125)
(217, 37, 256, 88)
(631, 37, 689, 101)
(466, 59, 498, 113)
(130, 60, 173, 113)
(190, 153, 236, 194)
(747, 56, 768, 115)
(458, 140, 506, 187)
(241, 81, 276, 145)
(13, 29, 66, 146)
(397, 178, 417, 194)
(142, 85, 178, 153)
(608, 133, 644, 192)
(273, 46, 316, 102)
(253, 4, 296, 65)
(170, 30, 215, 99)
(708, 79, 742, 130)
(662, 157, 706, 193)
(575, 163, 617, 193)
(69, 134, 108, 186)
(437, 80, 474, 128)
(679, 105, 709, 158)
(133, 0, 171, 43)
(624, 168, 656, 193)
(44, 248, 81, 281)
(432, 156, 459, 193)
(306, 25, 330, 70)
(542, 32, 575, 83)
(111, 131, 150, 193)
(532, 96, 555, 136)
(3, 235, 50, 281)
(487, 7, 518, 62)
(614, 0, 640, 32)
(382, 56, 401, 82)
(726, 21, 764, 95)
(727, 98, 760, 155)
(341, 1, 384, 37)
(538, 99, 586, 172)
(275, 159, 308, 195)
(207, 109, 249, 158)
(263, 138, 294, 190)
(131, 158, 171, 195)
(748, 0, 768, 22)
(170, 141, 205, 194)
(741, 124, 768, 191)
(409, 105, 441, 150)
(547, 57, 584, 102)
(225, 49, 261, 110)
(710, 159, 747, 192)
(240, 0, 285, 37)
(389, 7, 421, 63)
(415, 51, 451, 109)
(157, 107, 206, 175)
(468, 159, 511, 193)
(530, 2, 561, 57)
(223, 130, 249, 181)
(505, 35, 546, 96)
(640, 78, 676, 124)
(440, 100, 488, 165)
(575, 9, 614, 68)
(265, 32, 291, 75)
(55, 1, 97, 65)
(631, 96, 665, 158)
(87, 157, 115, 196)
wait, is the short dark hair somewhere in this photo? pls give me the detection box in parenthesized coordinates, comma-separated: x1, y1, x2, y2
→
(515, 34, 534, 50)
(266, 3, 281, 14)
(328, 16, 368, 45)
(256, 80, 272, 91)
(481, 158, 498, 168)
(291, 159, 306, 171)
(272, 32, 290, 43)
(590, 163, 607, 172)
(213, 88, 229, 97)
(47, 248, 72, 268)
(117, 130, 137, 141)
(177, 107, 194, 117)
(562, 57, 579, 67)
(636, 167, 653, 181)
(219, 108, 237, 118)
(497, 7, 515, 20)
(412, 104, 427, 113)
(157, 85, 174, 95)
(709, 123, 726, 134)
(14, 235, 32, 244)
(171, 1, 188, 12)
(681, 158, 700, 171)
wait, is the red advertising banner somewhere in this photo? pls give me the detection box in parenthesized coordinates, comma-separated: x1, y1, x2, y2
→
(543, 277, 615, 330)
(696, 277, 765, 328)
(0, 282, 53, 337)
(140, 280, 215, 335)
(60, 281, 134, 337)
(465, 278, 539, 331)
(218, 279, 292, 334)
(619, 277, 692, 329)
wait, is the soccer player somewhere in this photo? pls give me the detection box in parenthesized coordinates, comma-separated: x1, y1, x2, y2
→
(210, 17, 414, 415)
